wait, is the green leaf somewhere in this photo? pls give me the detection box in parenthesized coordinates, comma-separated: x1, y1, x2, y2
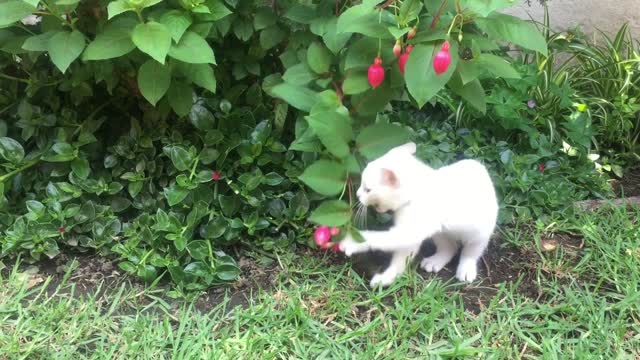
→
(83, 21, 135, 60)
(356, 123, 412, 160)
(342, 70, 370, 95)
(448, 74, 487, 113)
(186, 240, 208, 260)
(158, 10, 192, 42)
(345, 37, 395, 71)
(71, 158, 90, 179)
(137, 59, 171, 106)
(132, 21, 172, 64)
(270, 82, 317, 112)
(216, 263, 240, 281)
(475, 14, 548, 56)
(457, 60, 481, 84)
(202, 218, 227, 239)
(259, 25, 285, 50)
(168, 80, 193, 117)
(322, 18, 351, 54)
(405, 42, 459, 108)
(164, 184, 189, 206)
(282, 63, 317, 86)
(307, 41, 332, 74)
(299, 160, 346, 196)
(168, 31, 216, 64)
(460, 0, 514, 17)
(337, 2, 393, 39)
(26, 200, 45, 219)
(306, 106, 353, 159)
(22, 31, 58, 52)
(0, 137, 25, 163)
(128, 181, 143, 198)
(476, 53, 520, 79)
(199, 0, 231, 21)
(0, 1, 36, 27)
(107, 0, 135, 19)
(178, 63, 216, 93)
(254, 7, 277, 30)
(309, 200, 351, 226)
(284, 4, 315, 24)
(399, 0, 423, 24)
(233, 18, 253, 41)
(166, 145, 193, 171)
(48, 31, 86, 73)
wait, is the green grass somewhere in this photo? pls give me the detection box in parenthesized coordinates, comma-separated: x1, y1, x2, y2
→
(1, 206, 639, 359)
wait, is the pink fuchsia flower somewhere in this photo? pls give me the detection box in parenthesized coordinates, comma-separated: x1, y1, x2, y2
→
(433, 41, 451, 75)
(539, 164, 545, 172)
(527, 100, 536, 109)
(367, 57, 385, 89)
(314, 226, 331, 247)
(212, 172, 221, 181)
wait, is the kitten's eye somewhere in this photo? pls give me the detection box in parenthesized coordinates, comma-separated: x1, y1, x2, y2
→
(363, 187, 371, 193)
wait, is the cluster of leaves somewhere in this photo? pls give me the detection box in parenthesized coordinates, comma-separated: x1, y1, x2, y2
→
(0, 88, 319, 290)
(0, 0, 619, 289)
(261, 0, 548, 234)
(392, 107, 612, 224)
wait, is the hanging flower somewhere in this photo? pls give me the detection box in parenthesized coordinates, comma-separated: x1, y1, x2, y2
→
(212, 172, 221, 181)
(398, 45, 413, 75)
(433, 41, 451, 75)
(539, 164, 545, 172)
(393, 40, 402, 58)
(367, 57, 385, 89)
(314, 226, 331, 248)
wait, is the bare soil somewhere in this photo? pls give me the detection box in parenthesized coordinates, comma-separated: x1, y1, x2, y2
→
(8, 165, 639, 316)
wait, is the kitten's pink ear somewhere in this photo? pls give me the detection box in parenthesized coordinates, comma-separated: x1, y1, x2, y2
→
(394, 142, 416, 154)
(381, 169, 398, 187)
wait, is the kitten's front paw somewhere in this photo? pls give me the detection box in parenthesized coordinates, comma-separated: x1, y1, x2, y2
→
(455, 261, 477, 283)
(339, 237, 368, 257)
(370, 272, 398, 287)
(420, 254, 450, 273)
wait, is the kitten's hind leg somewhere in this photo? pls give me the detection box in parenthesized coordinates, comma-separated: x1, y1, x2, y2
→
(370, 247, 418, 287)
(420, 234, 458, 273)
(456, 236, 490, 282)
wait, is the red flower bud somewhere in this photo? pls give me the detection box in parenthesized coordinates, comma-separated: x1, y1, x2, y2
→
(393, 40, 402, 58)
(212, 172, 221, 181)
(433, 41, 451, 75)
(314, 226, 331, 247)
(398, 45, 413, 75)
(407, 27, 417, 40)
(367, 57, 385, 89)
(58, 227, 65, 233)
(330, 227, 339, 236)
(539, 164, 545, 172)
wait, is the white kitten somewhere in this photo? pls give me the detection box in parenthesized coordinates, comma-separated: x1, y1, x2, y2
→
(340, 142, 498, 287)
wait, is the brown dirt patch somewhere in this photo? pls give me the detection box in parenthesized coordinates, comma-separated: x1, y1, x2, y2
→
(612, 164, 640, 197)
(4, 231, 581, 316)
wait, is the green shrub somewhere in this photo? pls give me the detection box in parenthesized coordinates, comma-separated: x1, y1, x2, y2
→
(0, 0, 613, 289)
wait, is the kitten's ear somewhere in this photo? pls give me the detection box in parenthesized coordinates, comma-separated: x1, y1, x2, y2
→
(394, 142, 416, 155)
(381, 168, 398, 187)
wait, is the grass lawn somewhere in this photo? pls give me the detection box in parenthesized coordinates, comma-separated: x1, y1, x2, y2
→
(1, 205, 639, 359)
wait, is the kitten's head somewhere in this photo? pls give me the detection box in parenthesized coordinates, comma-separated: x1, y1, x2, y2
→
(357, 142, 416, 213)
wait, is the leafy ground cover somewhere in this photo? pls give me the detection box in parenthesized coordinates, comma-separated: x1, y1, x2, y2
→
(2, 184, 639, 358)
